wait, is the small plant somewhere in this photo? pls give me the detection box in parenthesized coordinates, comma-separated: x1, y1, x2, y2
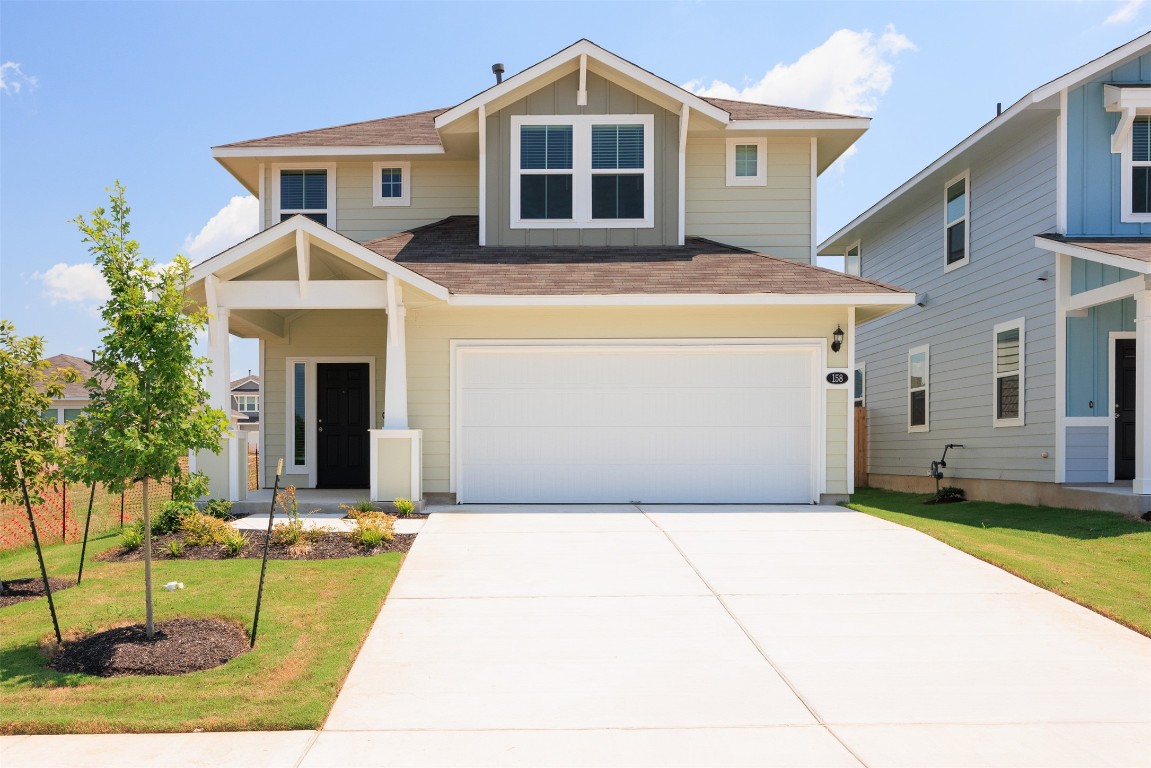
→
(924, 486, 966, 505)
(393, 497, 415, 517)
(153, 500, 196, 534)
(167, 540, 184, 558)
(276, 485, 298, 517)
(271, 518, 305, 546)
(340, 499, 379, 519)
(203, 498, 234, 519)
(180, 513, 231, 547)
(120, 525, 144, 552)
(351, 511, 396, 550)
(221, 529, 246, 557)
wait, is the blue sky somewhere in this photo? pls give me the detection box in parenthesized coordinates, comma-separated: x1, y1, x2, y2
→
(2, 0, 1149, 377)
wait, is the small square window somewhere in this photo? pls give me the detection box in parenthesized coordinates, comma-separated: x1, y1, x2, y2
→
(726, 137, 767, 186)
(372, 161, 411, 207)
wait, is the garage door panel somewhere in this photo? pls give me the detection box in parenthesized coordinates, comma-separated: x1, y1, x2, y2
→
(457, 344, 817, 503)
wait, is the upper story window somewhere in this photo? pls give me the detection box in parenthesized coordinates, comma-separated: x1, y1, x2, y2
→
(908, 345, 929, 432)
(510, 115, 654, 229)
(1124, 116, 1151, 222)
(845, 241, 861, 276)
(944, 171, 969, 272)
(234, 394, 259, 413)
(725, 137, 767, 186)
(373, 161, 411, 207)
(993, 318, 1024, 427)
(275, 164, 336, 227)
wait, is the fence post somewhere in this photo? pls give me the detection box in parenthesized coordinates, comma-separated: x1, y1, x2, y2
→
(61, 480, 66, 543)
(119, 492, 125, 526)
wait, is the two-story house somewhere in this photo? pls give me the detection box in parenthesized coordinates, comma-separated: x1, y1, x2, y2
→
(188, 40, 913, 506)
(819, 33, 1151, 515)
(229, 373, 260, 435)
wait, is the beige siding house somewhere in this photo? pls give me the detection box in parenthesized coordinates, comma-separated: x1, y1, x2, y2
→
(189, 39, 913, 505)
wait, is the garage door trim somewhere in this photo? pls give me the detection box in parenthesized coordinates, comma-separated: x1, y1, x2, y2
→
(450, 338, 826, 503)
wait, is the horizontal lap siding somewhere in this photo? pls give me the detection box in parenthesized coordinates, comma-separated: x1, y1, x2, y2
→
(405, 306, 849, 495)
(685, 137, 811, 261)
(1065, 425, 1109, 483)
(855, 116, 1059, 483)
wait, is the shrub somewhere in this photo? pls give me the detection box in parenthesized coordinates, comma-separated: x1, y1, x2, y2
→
(120, 525, 144, 552)
(180, 513, 232, 547)
(271, 518, 305, 546)
(393, 497, 415, 516)
(340, 499, 378, 519)
(203, 498, 234, 519)
(220, 529, 246, 557)
(154, 500, 197, 535)
(924, 486, 966, 505)
(352, 512, 395, 550)
(167, 540, 184, 558)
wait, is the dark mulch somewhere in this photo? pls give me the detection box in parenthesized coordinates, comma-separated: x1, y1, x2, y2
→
(0, 577, 77, 608)
(96, 530, 415, 563)
(50, 618, 249, 677)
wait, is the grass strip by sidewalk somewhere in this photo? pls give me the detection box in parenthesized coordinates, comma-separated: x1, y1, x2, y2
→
(847, 488, 1151, 637)
(0, 531, 402, 734)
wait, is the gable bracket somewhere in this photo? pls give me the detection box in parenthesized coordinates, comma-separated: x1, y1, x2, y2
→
(296, 229, 310, 299)
(577, 53, 588, 107)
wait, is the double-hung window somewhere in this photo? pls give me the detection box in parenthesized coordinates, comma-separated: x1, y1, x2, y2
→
(373, 161, 411, 207)
(725, 137, 767, 186)
(511, 115, 654, 228)
(276, 164, 336, 226)
(944, 171, 969, 271)
(1125, 116, 1151, 221)
(908, 345, 929, 432)
(234, 395, 259, 413)
(993, 319, 1024, 427)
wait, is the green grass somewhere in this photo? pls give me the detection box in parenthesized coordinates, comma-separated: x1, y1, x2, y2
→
(847, 488, 1151, 637)
(0, 531, 403, 734)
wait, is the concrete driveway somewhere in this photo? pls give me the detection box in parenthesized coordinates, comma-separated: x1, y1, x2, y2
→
(302, 504, 1151, 768)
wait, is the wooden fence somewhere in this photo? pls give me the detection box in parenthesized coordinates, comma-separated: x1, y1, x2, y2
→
(854, 407, 868, 489)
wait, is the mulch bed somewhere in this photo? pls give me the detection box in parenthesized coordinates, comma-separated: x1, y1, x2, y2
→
(96, 530, 415, 563)
(0, 577, 76, 608)
(50, 618, 249, 677)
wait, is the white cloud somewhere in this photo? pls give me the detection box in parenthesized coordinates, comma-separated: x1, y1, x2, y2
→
(683, 26, 915, 116)
(1106, 0, 1145, 24)
(33, 263, 110, 306)
(183, 195, 259, 262)
(0, 61, 39, 95)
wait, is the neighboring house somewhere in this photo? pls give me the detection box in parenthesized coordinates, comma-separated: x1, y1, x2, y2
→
(230, 373, 260, 435)
(819, 33, 1151, 514)
(188, 39, 913, 504)
(38, 354, 98, 425)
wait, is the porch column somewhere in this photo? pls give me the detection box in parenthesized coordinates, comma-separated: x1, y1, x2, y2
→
(208, 305, 232, 419)
(383, 275, 409, 429)
(1134, 288, 1151, 494)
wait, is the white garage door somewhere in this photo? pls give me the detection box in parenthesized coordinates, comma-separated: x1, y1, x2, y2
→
(455, 343, 819, 504)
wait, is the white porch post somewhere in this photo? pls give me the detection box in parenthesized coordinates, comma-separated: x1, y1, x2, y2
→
(208, 307, 232, 416)
(1134, 287, 1151, 494)
(383, 275, 409, 429)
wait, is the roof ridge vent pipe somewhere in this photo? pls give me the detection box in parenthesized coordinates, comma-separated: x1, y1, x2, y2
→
(492, 63, 505, 84)
(997, 102, 1002, 116)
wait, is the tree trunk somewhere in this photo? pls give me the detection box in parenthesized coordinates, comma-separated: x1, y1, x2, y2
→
(142, 477, 155, 639)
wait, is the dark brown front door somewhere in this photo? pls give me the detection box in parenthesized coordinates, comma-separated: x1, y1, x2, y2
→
(1115, 339, 1137, 481)
(317, 363, 370, 488)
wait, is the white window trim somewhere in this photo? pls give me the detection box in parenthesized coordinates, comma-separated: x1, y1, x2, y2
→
(234, 394, 259, 412)
(943, 170, 970, 273)
(372, 161, 411, 207)
(725, 137, 767, 186)
(908, 345, 929, 433)
(993, 318, 1025, 428)
(509, 114, 655, 229)
(284, 356, 376, 488)
(854, 361, 866, 407)
(845, 240, 861, 276)
(1120, 116, 1151, 223)
(272, 162, 337, 228)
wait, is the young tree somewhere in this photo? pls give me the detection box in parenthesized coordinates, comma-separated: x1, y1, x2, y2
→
(69, 182, 228, 638)
(0, 321, 75, 596)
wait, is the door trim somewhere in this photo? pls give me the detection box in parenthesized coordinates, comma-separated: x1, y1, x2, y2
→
(284, 356, 376, 488)
(1108, 332, 1136, 484)
(449, 338, 827, 503)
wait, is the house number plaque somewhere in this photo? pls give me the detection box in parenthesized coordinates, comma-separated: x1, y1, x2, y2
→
(825, 371, 850, 386)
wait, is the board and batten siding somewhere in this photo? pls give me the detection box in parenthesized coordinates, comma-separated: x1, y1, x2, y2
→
(1067, 51, 1151, 236)
(261, 310, 389, 487)
(404, 305, 852, 497)
(1067, 298, 1135, 418)
(855, 116, 1059, 483)
(484, 70, 680, 247)
(685, 136, 812, 261)
(261, 159, 478, 242)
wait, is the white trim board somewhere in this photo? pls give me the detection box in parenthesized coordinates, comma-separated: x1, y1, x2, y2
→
(213, 145, 444, 158)
(1034, 236, 1151, 275)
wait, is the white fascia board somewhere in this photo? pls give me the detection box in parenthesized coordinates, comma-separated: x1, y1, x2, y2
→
(725, 118, 870, 132)
(1033, 235, 1151, 274)
(820, 33, 1151, 252)
(434, 39, 730, 130)
(212, 145, 443, 158)
(446, 292, 915, 307)
(217, 281, 388, 310)
(189, 216, 451, 300)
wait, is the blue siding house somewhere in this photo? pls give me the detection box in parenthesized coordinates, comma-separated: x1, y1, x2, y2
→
(820, 33, 1151, 515)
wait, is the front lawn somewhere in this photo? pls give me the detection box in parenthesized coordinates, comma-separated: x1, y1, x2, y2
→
(847, 488, 1151, 637)
(0, 531, 403, 734)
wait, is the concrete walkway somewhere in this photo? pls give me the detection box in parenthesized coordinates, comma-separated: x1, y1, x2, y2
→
(3, 505, 1149, 767)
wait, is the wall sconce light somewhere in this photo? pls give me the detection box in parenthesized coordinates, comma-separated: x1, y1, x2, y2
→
(831, 325, 844, 353)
